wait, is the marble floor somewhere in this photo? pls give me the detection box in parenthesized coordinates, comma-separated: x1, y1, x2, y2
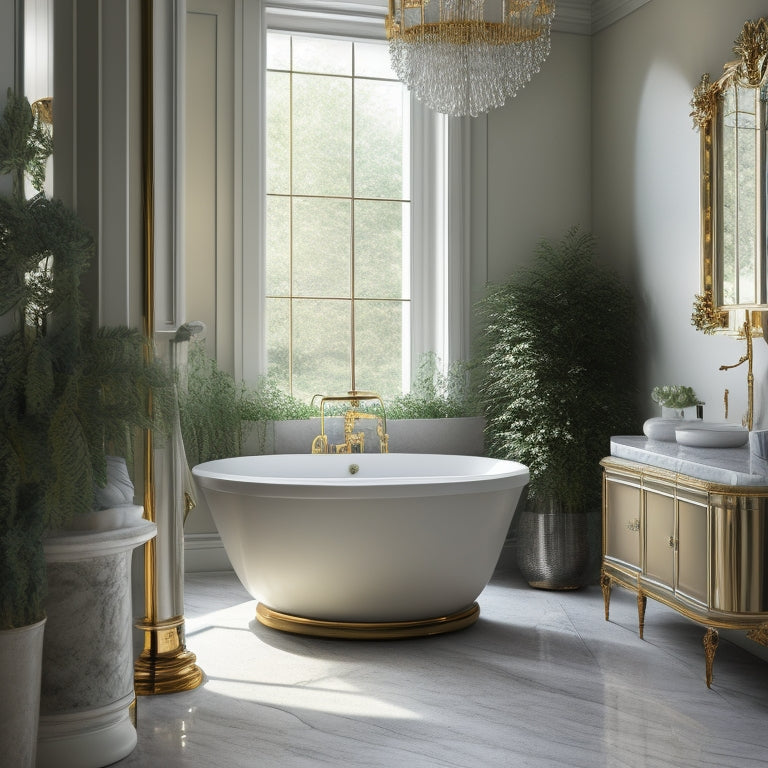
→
(121, 549, 768, 767)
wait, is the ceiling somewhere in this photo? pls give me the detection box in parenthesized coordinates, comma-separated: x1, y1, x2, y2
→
(557, 0, 652, 35)
(261, 1, 654, 38)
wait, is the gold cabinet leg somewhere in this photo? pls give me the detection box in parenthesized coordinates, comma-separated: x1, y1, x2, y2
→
(600, 571, 612, 621)
(703, 628, 719, 688)
(746, 623, 768, 647)
(637, 592, 647, 639)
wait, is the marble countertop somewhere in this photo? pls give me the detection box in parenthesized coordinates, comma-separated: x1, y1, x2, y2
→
(609, 435, 768, 486)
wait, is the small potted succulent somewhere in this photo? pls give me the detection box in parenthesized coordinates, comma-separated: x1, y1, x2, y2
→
(650, 385, 702, 420)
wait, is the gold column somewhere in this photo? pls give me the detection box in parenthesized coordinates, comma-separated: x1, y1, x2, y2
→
(134, 0, 203, 696)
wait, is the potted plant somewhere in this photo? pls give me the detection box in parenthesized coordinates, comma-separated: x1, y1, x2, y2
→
(651, 384, 701, 419)
(0, 90, 167, 767)
(477, 227, 641, 588)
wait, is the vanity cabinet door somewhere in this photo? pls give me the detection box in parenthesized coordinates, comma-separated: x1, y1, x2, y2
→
(643, 483, 675, 589)
(676, 494, 708, 605)
(604, 474, 641, 569)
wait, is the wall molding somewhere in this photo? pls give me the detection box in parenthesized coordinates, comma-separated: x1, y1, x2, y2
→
(555, 0, 592, 35)
(185, 533, 232, 573)
(591, 0, 652, 34)
(261, 1, 652, 38)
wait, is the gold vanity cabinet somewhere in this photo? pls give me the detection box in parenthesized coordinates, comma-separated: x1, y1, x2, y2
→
(600, 457, 768, 687)
(603, 467, 642, 572)
(642, 479, 708, 606)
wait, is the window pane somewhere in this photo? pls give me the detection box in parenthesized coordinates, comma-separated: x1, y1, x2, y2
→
(265, 297, 290, 388)
(266, 71, 290, 194)
(265, 195, 290, 296)
(721, 106, 737, 305)
(293, 197, 351, 298)
(292, 299, 350, 399)
(293, 74, 351, 196)
(354, 200, 409, 299)
(354, 300, 406, 399)
(354, 41, 396, 80)
(266, 31, 291, 70)
(293, 36, 351, 76)
(355, 78, 409, 199)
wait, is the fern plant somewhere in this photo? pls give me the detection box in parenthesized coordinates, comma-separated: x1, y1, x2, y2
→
(179, 341, 319, 464)
(477, 227, 641, 517)
(386, 352, 480, 419)
(0, 90, 168, 630)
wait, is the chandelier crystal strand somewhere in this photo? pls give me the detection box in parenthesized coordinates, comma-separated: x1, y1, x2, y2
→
(387, 0, 555, 117)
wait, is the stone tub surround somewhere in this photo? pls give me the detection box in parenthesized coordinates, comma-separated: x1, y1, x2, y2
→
(610, 435, 768, 485)
(113, 548, 768, 768)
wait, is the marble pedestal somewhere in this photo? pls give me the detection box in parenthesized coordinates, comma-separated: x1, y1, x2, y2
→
(38, 520, 156, 768)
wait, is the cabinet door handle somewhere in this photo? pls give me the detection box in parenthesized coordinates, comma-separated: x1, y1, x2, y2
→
(626, 519, 640, 532)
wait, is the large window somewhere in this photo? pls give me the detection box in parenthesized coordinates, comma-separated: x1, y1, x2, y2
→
(264, 32, 411, 401)
(237, 2, 472, 395)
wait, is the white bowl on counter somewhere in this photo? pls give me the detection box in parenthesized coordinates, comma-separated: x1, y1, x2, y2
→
(674, 422, 748, 448)
(643, 417, 684, 442)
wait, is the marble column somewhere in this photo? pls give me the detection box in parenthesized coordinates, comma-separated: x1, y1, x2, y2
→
(38, 518, 156, 768)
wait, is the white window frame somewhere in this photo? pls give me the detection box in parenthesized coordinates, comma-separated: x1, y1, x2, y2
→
(238, 0, 472, 389)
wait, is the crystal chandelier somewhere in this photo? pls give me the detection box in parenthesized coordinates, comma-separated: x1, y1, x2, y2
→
(385, 0, 556, 118)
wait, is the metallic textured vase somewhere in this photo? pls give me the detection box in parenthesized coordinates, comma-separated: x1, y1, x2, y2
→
(516, 505, 590, 590)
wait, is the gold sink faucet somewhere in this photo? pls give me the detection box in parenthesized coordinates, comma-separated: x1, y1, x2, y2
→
(718, 313, 753, 430)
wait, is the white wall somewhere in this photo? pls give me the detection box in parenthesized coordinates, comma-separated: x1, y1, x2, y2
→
(483, 31, 592, 285)
(592, 0, 768, 425)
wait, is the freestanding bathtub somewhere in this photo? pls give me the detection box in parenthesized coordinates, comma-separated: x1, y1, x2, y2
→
(192, 453, 529, 638)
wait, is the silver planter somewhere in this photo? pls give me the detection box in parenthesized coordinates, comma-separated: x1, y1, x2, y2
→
(516, 505, 590, 590)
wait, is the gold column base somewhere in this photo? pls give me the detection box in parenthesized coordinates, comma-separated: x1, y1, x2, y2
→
(255, 602, 480, 639)
(134, 615, 204, 695)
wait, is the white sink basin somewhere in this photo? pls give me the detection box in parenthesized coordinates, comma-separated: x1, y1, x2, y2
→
(674, 422, 748, 448)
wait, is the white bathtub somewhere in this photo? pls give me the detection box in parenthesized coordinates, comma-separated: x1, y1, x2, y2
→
(192, 453, 528, 636)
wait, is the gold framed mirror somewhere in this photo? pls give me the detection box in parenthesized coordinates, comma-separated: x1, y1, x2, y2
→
(691, 18, 768, 336)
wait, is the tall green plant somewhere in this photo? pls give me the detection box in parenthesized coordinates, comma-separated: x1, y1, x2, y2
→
(478, 227, 640, 515)
(0, 90, 166, 629)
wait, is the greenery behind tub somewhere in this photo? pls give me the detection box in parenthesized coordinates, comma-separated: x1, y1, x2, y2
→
(178, 344, 480, 465)
(477, 227, 641, 575)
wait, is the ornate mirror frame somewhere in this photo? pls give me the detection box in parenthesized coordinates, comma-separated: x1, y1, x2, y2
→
(691, 18, 768, 336)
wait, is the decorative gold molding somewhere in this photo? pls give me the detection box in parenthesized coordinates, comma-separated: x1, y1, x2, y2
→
(689, 73, 715, 129)
(732, 18, 768, 86)
(691, 290, 728, 335)
(746, 624, 768, 647)
(31, 97, 53, 125)
(692, 18, 768, 327)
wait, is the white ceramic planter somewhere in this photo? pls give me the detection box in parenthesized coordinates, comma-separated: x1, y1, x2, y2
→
(0, 618, 46, 767)
(37, 519, 156, 768)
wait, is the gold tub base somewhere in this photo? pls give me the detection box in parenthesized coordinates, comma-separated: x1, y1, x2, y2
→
(256, 602, 480, 639)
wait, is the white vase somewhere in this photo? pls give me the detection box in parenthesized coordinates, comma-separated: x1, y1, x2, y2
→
(37, 520, 156, 768)
(661, 405, 700, 420)
(0, 618, 46, 767)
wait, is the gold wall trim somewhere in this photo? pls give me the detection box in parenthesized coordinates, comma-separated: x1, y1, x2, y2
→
(135, 0, 202, 696)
